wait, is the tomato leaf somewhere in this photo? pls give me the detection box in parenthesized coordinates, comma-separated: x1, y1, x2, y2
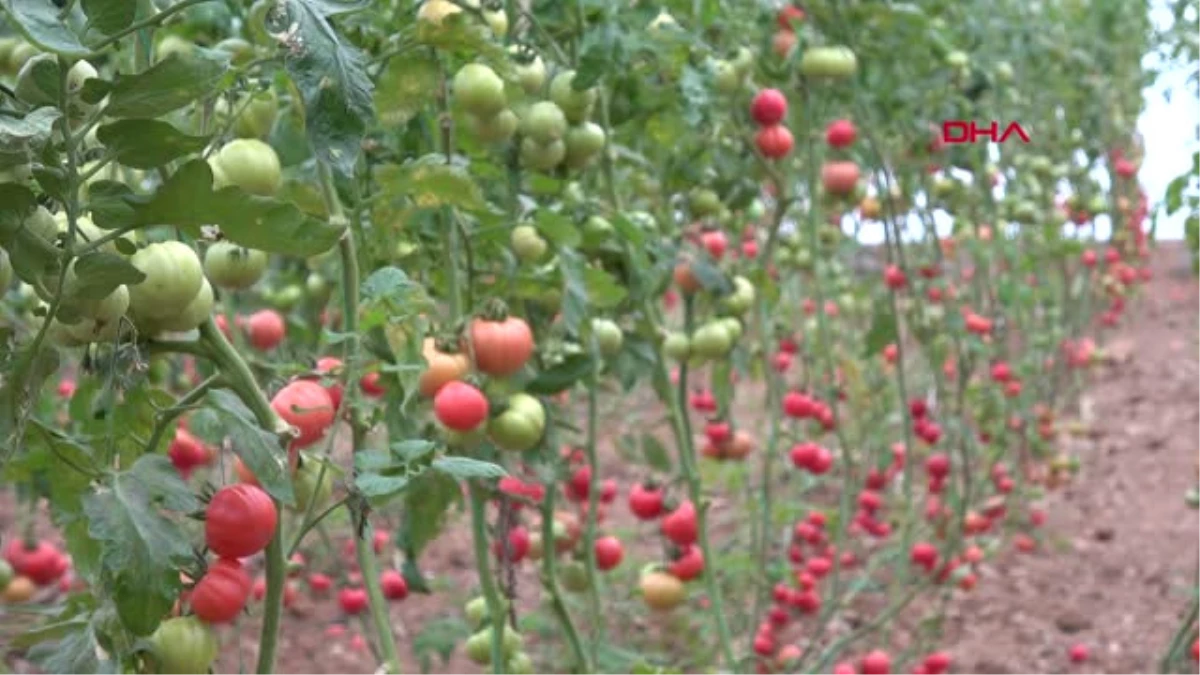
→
(354, 470, 410, 501)
(25, 618, 106, 673)
(395, 470, 461, 558)
(375, 51, 438, 128)
(0, 0, 90, 56)
(271, 0, 374, 177)
(535, 210, 581, 249)
(95, 119, 211, 169)
(688, 256, 732, 295)
(81, 455, 198, 636)
(0, 107, 61, 168)
(105, 51, 231, 119)
(431, 456, 507, 480)
(65, 252, 146, 302)
(190, 390, 296, 504)
(583, 266, 629, 309)
(376, 157, 491, 213)
(559, 248, 589, 333)
(641, 433, 673, 473)
(81, 0, 136, 35)
(526, 353, 594, 395)
(862, 307, 898, 358)
(413, 617, 472, 672)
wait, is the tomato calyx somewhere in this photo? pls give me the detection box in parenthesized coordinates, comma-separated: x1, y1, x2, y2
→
(476, 297, 512, 322)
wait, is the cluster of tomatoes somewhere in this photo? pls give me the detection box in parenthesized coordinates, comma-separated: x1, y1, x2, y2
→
(0, 537, 75, 605)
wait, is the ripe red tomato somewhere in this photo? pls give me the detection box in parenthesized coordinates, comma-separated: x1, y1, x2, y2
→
(860, 649, 891, 675)
(593, 536, 624, 571)
(2, 539, 63, 586)
(470, 316, 535, 376)
(668, 545, 704, 581)
(206, 484, 278, 559)
(338, 587, 369, 614)
(910, 542, 938, 571)
(313, 356, 345, 411)
(701, 230, 728, 260)
(750, 89, 788, 126)
(308, 572, 332, 594)
(245, 309, 286, 350)
(777, 5, 805, 30)
(883, 265, 907, 289)
(825, 119, 857, 148)
(756, 125, 793, 159)
(360, 371, 386, 398)
(661, 500, 698, 546)
(629, 483, 664, 520)
(168, 427, 212, 477)
(492, 525, 530, 562)
(923, 651, 951, 674)
(1067, 643, 1089, 663)
(191, 558, 252, 624)
(821, 161, 861, 195)
(433, 381, 489, 431)
(271, 380, 336, 449)
(380, 569, 408, 601)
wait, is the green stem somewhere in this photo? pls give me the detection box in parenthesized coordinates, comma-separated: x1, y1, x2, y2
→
(537, 444, 591, 673)
(92, 0, 213, 53)
(469, 483, 509, 675)
(581, 362, 604, 664)
(1160, 595, 1200, 673)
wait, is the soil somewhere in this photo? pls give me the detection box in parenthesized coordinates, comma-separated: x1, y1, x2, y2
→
(1, 244, 1197, 675)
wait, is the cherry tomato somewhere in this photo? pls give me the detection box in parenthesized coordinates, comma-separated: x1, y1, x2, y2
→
(640, 571, 686, 611)
(148, 616, 219, 674)
(593, 536, 624, 571)
(338, 587, 368, 615)
(661, 500, 698, 546)
(271, 380, 336, 449)
(2, 539, 63, 586)
(191, 558, 252, 624)
(434, 381, 489, 431)
(205, 484, 278, 559)
(380, 570, 408, 601)
(245, 309, 286, 350)
(629, 483, 664, 520)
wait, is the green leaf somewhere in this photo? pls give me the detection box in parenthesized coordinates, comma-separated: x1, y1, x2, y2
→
(863, 306, 898, 358)
(396, 470, 460, 558)
(375, 51, 438, 127)
(105, 51, 231, 118)
(583, 266, 628, 309)
(413, 617, 472, 673)
(26, 619, 104, 673)
(272, 0, 374, 176)
(641, 433, 672, 472)
(89, 160, 343, 257)
(355, 471, 410, 500)
(190, 390, 295, 504)
(431, 456, 507, 480)
(392, 439, 436, 461)
(96, 119, 210, 169)
(688, 256, 732, 295)
(64, 252, 146, 303)
(0, 184, 61, 287)
(304, 0, 370, 14)
(534, 210, 581, 248)
(377, 157, 490, 212)
(0, 0, 90, 56)
(526, 353, 593, 395)
(559, 248, 589, 333)
(0, 107, 61, 167)
(81, 0, 136, 35)
(82, 455, 198, 636)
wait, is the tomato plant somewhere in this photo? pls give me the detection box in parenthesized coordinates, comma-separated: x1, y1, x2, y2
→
(0, 0, 1185, 673)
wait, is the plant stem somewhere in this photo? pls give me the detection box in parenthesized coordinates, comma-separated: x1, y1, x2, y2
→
(1160, 595, 1200, 673)
(580, 359, 604, 664)
(91, 0, 214, 53)
(469, 482, 509, 675)
(537, 440, 591, 673)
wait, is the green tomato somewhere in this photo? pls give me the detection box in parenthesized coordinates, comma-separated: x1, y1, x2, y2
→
(799, 46, 858, 79)
(549, 70, 597, 124)
(464, 596, 489, 627)
(712, 59, 741, 94)
(483, 9, 508, 37)
(582, 215, 613, 241)
(468, 108, 518, 144)
(84, 283, 130, 324)
(127, 241, 204, 320)
(0, 559, 13, 589)
(563, 122, 606, 169)
(510, 225, 547, 263)
(294, 457, 334, 514)
(945, 50, 970, 69)
(204, 241, 269, 290)
(156, 35, 196, 62)
(731, 46, 755, 76)
(995, 61, 1014, 83)
(720, 317, 743, 342)
(520, 137, 565, 171)
(489, 393, 546, 452)
(156, 278, 214, 333)
(234, 90, 280, 139)
(215, 37, 255, 66)
(508, 48, 546, 94)
(306, 272, 332, 304)
(691, 321, 732, 360)
(271, 284, 304, 311)
(521, 101, 568, 144)
(210, 139, 282, 196)
(149, 617, 219, 675)
(560, 561, 590, 592)
(721, 276, 755, 314)
(662, 332, 691, 361)
(454, 63, 507, 117)
(590, 318, 623, 357)
(465, 630, 493, 665)
(507, 652, 535, 675)
(54, 212, 129, 254)
(689, 188, 722, 217)
(1087, 196, 1108, 215)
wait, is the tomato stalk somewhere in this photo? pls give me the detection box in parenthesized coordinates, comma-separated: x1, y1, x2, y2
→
(468, 482, 512, 675)
(579, 350, 605, 664)
(1159, 595, 1199, 673)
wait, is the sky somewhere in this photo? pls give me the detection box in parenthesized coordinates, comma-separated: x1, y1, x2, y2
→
(842, 2, 1199, 245)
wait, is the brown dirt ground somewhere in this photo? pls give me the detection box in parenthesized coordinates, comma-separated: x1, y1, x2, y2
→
(2, 244, 1197, 675)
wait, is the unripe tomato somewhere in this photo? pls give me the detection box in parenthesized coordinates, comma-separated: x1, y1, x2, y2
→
(271, 380, 336, 449)
(511, 225, 548, 262)
(0, 559, 13, 589)
(419, 338, 471, 397)
(521, 101, 568, 143)
(590, 318, 623, 356)
(508, 47, 546, 94)
(549, 70, 598, 124)
(721, 276, 756, 314)
(380, 569, 408, 601)
(799, 46, 859, 78)
(204, 241, 269, 290)
(467, 108, 518, 144)
(488, 393, 545, 451)
(640, 571, 686, 611)
(434, 381, 490, 431)
(564, 122, 606, 168)
(712, 59, 741, 94)
(470, 316, 535, 376)
(454, 63, 507, 117)
(245, 309, 286, 350)
(691, 321, 734, 360)
(233, 90, 279, 139)
(148, 616, 219, 674)
(156, 278, 214, 334)
(210, 139, 282, 197)
(519, 137, 566, 171)
(191, 558, 252, 624)
(206, 484, 277, 558)
(508, 652, 535, 674)
(1, 575, 36, 603)
(560, 560, 590, 592)
(127, 242, 204, 320)
(662, 332, 691, 361)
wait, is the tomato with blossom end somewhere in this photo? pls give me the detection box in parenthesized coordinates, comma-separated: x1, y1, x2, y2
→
(271, 379, 336, 449)
(593, 536, 624, 571)
(338, 587, 369, 615)
(245, 309, 286, 350)
(380, 570, 408, 601)
(191, 558, 252, 624)
(756, 125, 793, 159)
(750, 89, 788, 125)
(629, 483, 664, 520)
(434, 379, 489, 429)
(826, 119, 857, 148)
(661, 500, 698, 546)
(206, 484, 278, 558)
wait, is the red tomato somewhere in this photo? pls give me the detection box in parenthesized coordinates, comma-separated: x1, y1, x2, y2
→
(360, 371, 386, 398)
(756, 125, 794, 159)
(3, 539, 64, 586)
(380, 570, 408, 601)
(661, 500, 698, 547)
(271, 380, 336, 449)
(492, 526, 530, 562)
(593, 536, 624, 571)
(308, 572, 333, 594)
(469, 316, 535, 376)
(750, 89, 788, 126)
(191, 558, 252, 624)
(667, 545, 704, 581)
(245, 309, 286, 350)
(777, 5, 805, 30)
(313, 357, 345, 411)
(373, 530, 389, 554)
(338, 587, 368, 615)
(168, 427, 212, 476)
(860, 649, 891, 675)
(825, 119, 857, 148)
(629, 483, 664, 520)
(206, 484, 278, 559)
(433, 381, 489, 431)
(821, 161, 860, 195)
